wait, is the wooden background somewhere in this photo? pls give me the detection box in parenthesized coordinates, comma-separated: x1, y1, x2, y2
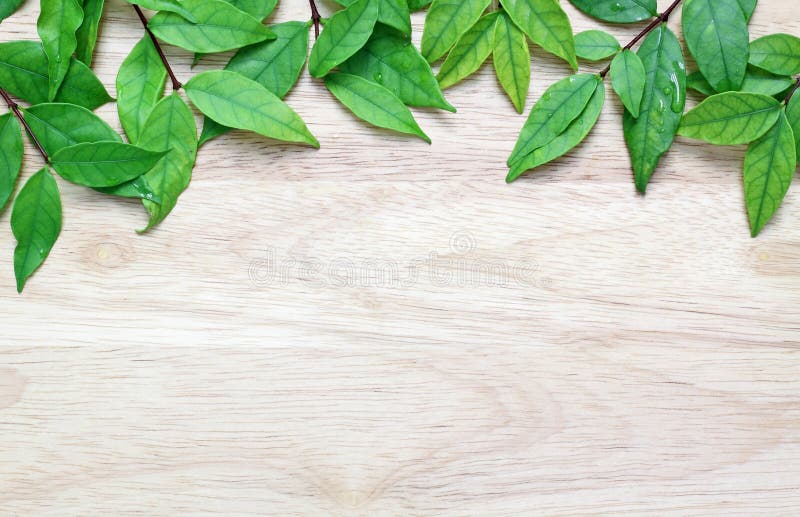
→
(1, 0, 799, 514)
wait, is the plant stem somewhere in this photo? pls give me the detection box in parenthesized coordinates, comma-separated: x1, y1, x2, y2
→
(133, 4, 182, 90)
(0, 87, 50, 164)
(599, 0, 684, 78)
(784, 77, 800, 106)
(309, 0, 321, 39)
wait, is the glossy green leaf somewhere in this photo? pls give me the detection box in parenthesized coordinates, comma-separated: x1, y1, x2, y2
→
(493, 11, 529, 114)
(610, 49, 645, 118)
(94, 177, 161, 203)
(737, 0, 757, 21)
(149, 0, 275, 53)
(11, 167, 61, 293)
(421, 0, 490, 63)
(678, 92, 781, 145)
(622, 24, 685, 193)
(23, 103, 120, 157)
(325, 72, 430, 143)
(574, 30, 620, 62)
(51, 142, 167, 187)
(501, 0, 577, 70)
(138, 93, 197, 231)
(0, 113, 22, 213)
(0, 41, 112, 109)
(785, 92, 800, 162)
(508, 73, 600, 167)
(686, 71, 715, 96)
(507, 82, 605, 182)
(340, 26, 455, 112)
(334, 0, 412, 35)
(124, 0, 198, 22)
(682, 0, 748, 93)
(568, 0, 656, 23)
(185, 70, 318, 147)
(687, 67, 795, 97)
(308, 0, 379, 77)
(0, 0, 25, 23)
(749, 34, 800, 76)
(117, 37, 167, 144)
(743, 112, 796, 237)
(37, 0, 84, 100)
(226, 0, 277, 20)
(437, 13, 497, 89)
(75, 0, 104, 65)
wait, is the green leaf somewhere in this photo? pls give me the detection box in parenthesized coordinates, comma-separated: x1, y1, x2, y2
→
(138, 93, 197, 231)
(785, 92, 800, 163)
(37, 0, 84, 100)
(0, 41, 112, 110)
(225, 0, 277, 20)
(75, 0, 104, 66)
(501, 0, 577, 70)
(408, 0, 431, 10)
(308, 0, 379, 77)
(574, 30, 620, 62)
(508, 73, 600, 167)
(0, 0, 25, 23)
(749, 34, 800, 76)
(686, 71, 715, 96)
(610, 49, 645, 118)
(94, 177, 161, 203)
(744, 112, 796, 237)
(568, 0, 656, 23)
(493, 11, 529, 114)
(124, 0, 198, 22)
(334, 0, 412, 34)
(340, 25, 455, 112)
(687, 67, 795, 97)
(0, 113, 22, 213)
(324, 72, 430, 143)
(437, 13, 497, 89)
(11, 167, 62, 293)
(185, 70, 319, 147)
(507, 81, 605, 182)
(678, 92, 781, 145)
(737, 0, 757, 21)
(682, 0, 749, 93)
(117, 36, 167, 144)
(622, 24, 685, 193)
(421, 0, 490, 64)
(148, 0, 275, 53)
(23, 103, 120, 157)
(51, 142, 167, 187)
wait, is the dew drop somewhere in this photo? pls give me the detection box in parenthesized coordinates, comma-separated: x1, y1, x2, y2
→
(668, 66, 685, 113)
(611, 2, 623, 12)
(373, 72, 383, 83)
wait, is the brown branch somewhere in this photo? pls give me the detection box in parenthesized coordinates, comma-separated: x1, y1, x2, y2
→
(133, 4, 182, 90)
(0, 87, 50, 163)
(308, 0, 321, 39)
(784, 77, 800, 106)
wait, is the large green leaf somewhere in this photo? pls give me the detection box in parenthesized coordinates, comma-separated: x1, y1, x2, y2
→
(785, 92, 800, 163)
(149, 0, 275, 53)
(749, 34, 800, 76)
(37, 0, 84, 100)
(138, 93, 197, 231)
(340, 26, 454, 112)
(507, 81, 605, 182)
(568, 0, 656, 23)
(75, 0, 104, 66)
(0, 113, 22, 213)
(325, 72, 430, 142)
(0, 0, 25, 22)
(185, 70, 318, 147)
(508, 73, 600, 166)
(11, 167, 62, 293)
(678, 92, 781, 145)
(437, 12, 497, 89)
(682, 0, 749, 93)
(117, 37, 167, 144)
(610, 49, 645, 118)
(23, 103, 120, 156)
(51, 142, 167, 187)
(743, 112, 796, 237)
(574, 30, 620, 62)
(334, 0, 412, 35)
(502, 0, 577, 69)
(622, 24, 685, 193)
(308, 0, 379, 77)
(421, 0, 490, 63)
(493, 11, 529, 114)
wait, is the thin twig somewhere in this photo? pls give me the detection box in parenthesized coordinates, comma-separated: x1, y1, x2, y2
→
(0, 87, 50, 163)
(133, 4, 182, 90)
(308, 0, 321, 39)
(784, 77, 800, 106)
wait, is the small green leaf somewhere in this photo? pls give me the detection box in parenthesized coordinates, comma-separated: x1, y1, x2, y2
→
(421, 0, 490, 64)
(502, 0, 577, 70)
(507, 81, 605, 182)
(574, 30, 620, 62)
(0, 113, 22, 213)
(678, 92, 781, 145)
(37, 0, 84, 100)
(325, 72, 430, 143)
(568, 0, 657, 23)
(149, 0, 275, 53)
(225, 0, 277, 20)
(737, 0, 757, 21)
(749, 34, 800, 76)
(124, 0, 198, 22)
(308, 0, 379, 77)
(75, 0, 104, 66)
(185, 70, 318, 147)
(493, 11, 529, 114)
(508, 73, 600, 167)
(51, 142, 167, 187)
(744, 112, 796, 237)
(23, 103, 121, 156)
(785, 92, 800, 162)
(437, 13, 497, 89)
(117, 37, 167, 144)
(11, 167, 62, 293)
(0, 0, 25, 23)
(610, 49, 645, 118)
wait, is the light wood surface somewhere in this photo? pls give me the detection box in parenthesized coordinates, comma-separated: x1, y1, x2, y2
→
(1, 0, 799, 514)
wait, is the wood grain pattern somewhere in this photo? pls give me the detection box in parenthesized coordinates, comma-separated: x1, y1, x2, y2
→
(0, 0, 798, 514)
